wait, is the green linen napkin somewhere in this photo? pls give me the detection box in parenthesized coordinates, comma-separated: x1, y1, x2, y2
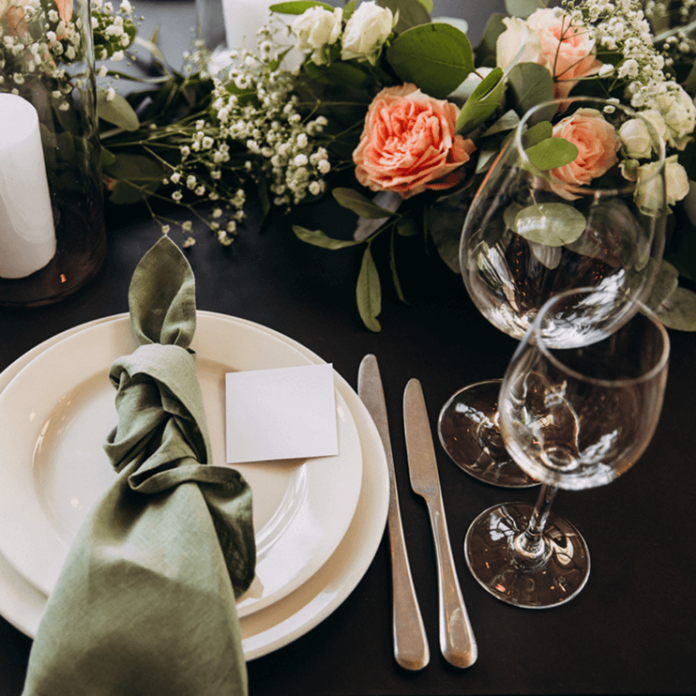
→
(23, 237, 256, 696)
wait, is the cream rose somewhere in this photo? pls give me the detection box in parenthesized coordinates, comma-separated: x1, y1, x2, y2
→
(635, 160, 664, 217)
(665, 155, 690, 206)
(496, 16, 545, 72)
(341, 0, 394, 65)
(527, 8, 603, 100)
(353, 84, 476, 199)
(619, 118, 653, 159)
(655, 84, 696, 151)
(548, 108, 621, 198)
(292, 6, 342, 66)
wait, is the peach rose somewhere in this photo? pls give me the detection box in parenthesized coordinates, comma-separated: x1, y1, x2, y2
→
(548, 108, 620, 198)
(56, 0, 73, 24)
(353, 84, 476, 199)
(527, 8, 603, 100)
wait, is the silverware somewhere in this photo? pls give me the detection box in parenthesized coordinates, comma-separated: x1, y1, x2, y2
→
(358, 355, 429, 671)
(403, 378, 478, 669)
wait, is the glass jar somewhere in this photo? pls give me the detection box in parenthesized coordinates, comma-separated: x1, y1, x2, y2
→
(0, 0, 106, 306)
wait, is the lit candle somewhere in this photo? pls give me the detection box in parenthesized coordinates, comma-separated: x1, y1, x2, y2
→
(0, 93, 56, 279)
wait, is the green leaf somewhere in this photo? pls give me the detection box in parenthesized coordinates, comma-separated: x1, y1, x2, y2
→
(379, 0, 431, 33)
(475, 13, 506, 67)
(343, 0, 357, 21)
(333, 188, 399, 219)
(97, 91, 140, 131)
(429, 206, 467, 272)
(507, 62, 554, 120)
(417, 0, 434, 11)
(483, 109, 520, 137)
(505, 0, 549, 18)
(270, 2, 333, 14)
(513, 203, 586, 246)
(292, 225, 362, 250)
(525, 137, 578, 170)
(100, 146, 116, 168)
(303, 60, 372, 90)
(655, 286, 696, 331)
(455, 67, 505, 135)
(356, 246, 382, 332)
(104, 154, 163, 205)
(521, 120, 552, 148)
(647, 260, 680, 309)
(387, 23, 474, 99)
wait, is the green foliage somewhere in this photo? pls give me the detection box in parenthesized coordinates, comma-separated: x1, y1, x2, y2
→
(356, 244, 382, 332)
(505, 0, 548, 18)
(387, 23, 474, 99)
(104, 154, 164, 205)
(512, 203, 587, 246)
(97, 92, 140, 132)
(455, 68, 505, 135)
(270, 2, 334, 15)
(379, 0, 431, 33)
(292, 226, 362, 249)
(507, 62, 555, 119)
(525, 137, 578, 171)
(333, 188, 400, 218)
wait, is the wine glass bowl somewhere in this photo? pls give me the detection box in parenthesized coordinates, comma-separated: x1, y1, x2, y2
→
(440, 96, 667, 487)
(464, 288, 670, 608)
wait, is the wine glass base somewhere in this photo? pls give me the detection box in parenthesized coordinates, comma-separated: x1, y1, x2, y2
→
(438, 380, 538, 488)
(464, 502, 590, 609)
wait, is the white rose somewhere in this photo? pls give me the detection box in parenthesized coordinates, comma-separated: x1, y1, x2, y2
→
(341, 1, 394, 65)
(656, 84, 696, 150)
(496, 16, 545, 72)
(665, 154, 690, 206)
(635, 160, 664, 217)
(619, 118, 652, 159)
(292, 6, 343, 66)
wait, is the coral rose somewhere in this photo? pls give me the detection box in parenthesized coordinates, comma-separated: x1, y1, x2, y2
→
(353, 84, 476, 199)
(527, 8, 603, 100)
(547, 108, 620, 199)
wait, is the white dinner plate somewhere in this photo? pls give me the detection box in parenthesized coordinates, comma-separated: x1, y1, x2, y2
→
(0, 314, 363, 619)
(0, 312, 389, 659)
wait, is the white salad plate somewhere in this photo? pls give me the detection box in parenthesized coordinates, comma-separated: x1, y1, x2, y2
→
(0, 312, 389, 659)
(0, 312, 364, 619)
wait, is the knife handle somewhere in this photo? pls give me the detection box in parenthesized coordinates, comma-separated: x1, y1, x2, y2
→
(427, 496, 478, 668)
(387, 484, 430, 671)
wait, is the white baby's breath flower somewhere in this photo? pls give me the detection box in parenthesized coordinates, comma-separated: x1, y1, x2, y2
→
(111, 50, 125, 62)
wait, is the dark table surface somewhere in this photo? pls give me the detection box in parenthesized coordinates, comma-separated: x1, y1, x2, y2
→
(1, 2, 695, 694)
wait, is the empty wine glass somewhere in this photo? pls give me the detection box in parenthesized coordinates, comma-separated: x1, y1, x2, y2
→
(439, 96, 666, 488)
(464, 287, 670, 608)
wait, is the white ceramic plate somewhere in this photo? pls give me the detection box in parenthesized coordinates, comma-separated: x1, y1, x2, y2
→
(0, 314, 363, 619)
(0, 312, 389, 659)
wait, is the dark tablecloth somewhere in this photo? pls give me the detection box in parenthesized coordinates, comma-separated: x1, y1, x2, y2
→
(1, 2, 694, 694)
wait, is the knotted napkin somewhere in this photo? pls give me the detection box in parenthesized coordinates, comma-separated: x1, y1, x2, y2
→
(23, 237, 256, 696)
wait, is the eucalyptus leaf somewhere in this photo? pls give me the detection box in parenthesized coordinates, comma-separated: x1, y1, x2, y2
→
(503, 202, 524, 230)
(505, 0, 549, 18)
(432, 16, 469, 35)
(483, 109, 520, 137)
(333, 188, 398, 219)
(513, 203, 587, 246)
(293, 225, 362, 250)
(379, 0, 431, 33)
(521, 121, 552, 149)
(647, 259, 680, 309)
(100, 147, 116, 167)
(354, 191, 402, 241)
(270, 2, 333, 14)
(356, 246, 382, 332)
(304, 60, 372, 90)
(475, 13, 506, 67)
(97, 91, 140, 131)
(654, 286, 696, 331)
(507, 62, 554, 120)
(455, 66, 505, 135)
(529, 241, 562, 269)
(387, 23, 474, 99)
(429, 205, 468, 273)
(104, 154, 163, 204)
(525, 137, 578, 171)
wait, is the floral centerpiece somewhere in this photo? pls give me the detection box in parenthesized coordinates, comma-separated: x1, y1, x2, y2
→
(95, 0, 696, 331)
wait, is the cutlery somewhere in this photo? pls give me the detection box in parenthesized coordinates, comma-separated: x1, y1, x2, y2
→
(403, 378, 478, 669)
(358, 355, 429, 671)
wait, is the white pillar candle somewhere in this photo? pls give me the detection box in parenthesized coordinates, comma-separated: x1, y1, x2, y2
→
(0, 93, 57, 279)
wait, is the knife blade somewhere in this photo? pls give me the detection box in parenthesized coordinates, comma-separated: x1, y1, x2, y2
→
(358, 355, 429, 671)
(403, 378, 478, 669)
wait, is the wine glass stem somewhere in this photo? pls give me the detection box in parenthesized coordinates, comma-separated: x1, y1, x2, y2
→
(513, 484, 559, 563)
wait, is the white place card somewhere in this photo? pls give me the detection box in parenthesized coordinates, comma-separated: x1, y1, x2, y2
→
(225, 363, 339, 464)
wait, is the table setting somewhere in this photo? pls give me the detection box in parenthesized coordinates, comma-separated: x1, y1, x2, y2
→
(1, 1, 696, 694)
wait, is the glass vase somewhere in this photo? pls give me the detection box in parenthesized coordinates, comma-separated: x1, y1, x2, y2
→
(0, 0, 106, 306)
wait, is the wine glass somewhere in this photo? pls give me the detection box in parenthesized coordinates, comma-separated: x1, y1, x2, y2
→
(438, 96, 666, 488)
(464, 287, 670, 608)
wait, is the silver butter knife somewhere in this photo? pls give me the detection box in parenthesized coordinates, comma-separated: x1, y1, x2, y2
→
(358, 355, 429, 671)
(403, 378, 478, 668)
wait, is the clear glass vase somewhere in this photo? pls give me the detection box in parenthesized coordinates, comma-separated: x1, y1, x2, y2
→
(0, 0, 106, 306)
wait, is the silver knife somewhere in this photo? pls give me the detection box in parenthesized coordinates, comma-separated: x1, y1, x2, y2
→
(358, 355, 429, 671)
(403, 378, 478, 669)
